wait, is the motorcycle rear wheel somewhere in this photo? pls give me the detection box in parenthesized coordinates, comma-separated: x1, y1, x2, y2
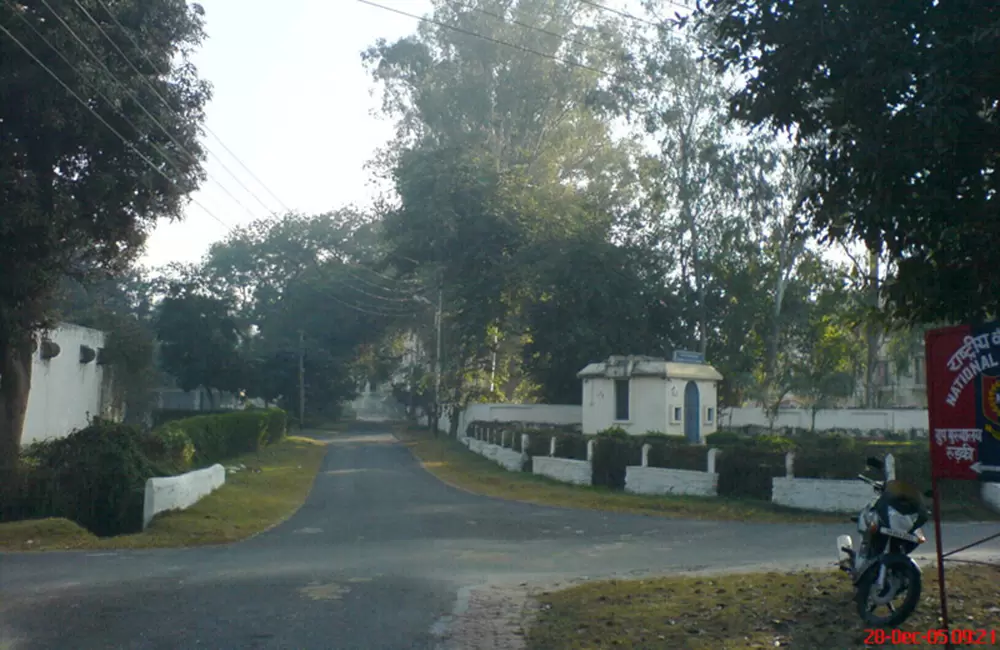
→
(855, 556, 922, 627)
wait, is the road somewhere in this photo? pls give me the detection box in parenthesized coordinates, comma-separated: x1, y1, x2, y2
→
(1, 428, 998, 649)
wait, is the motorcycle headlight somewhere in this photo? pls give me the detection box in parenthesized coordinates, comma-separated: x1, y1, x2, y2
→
(888, 508, 917, 534)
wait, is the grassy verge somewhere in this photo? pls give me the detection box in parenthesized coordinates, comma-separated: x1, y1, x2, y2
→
(395, 427, 844, 524)
(0, 436, 327, 552)
(529, 563, 1000, 649)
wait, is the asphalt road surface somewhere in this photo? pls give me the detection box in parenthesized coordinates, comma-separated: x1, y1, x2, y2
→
(2, 427, 999, 649)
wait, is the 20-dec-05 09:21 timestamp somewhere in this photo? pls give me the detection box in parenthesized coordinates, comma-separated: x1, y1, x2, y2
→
(865, 628, 997, 645)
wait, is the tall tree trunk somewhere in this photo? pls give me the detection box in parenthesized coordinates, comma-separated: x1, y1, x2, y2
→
(0, 330, 35, 468)
(679, 134, 708, 357)
(864, 247, 881, 408)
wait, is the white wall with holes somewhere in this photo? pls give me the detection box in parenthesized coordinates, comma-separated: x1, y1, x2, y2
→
(22, 323, 109, 445)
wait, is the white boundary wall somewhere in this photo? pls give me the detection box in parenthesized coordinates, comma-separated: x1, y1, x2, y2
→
(771, 454, 894, 512)
(723, 407, 928, 432)
(772, 476, 875, 513)
(143, 464, 225, 528)
(624, 445, 719, 497)
(464, 438, 527, 472)
(532, 457, 591, 486)
(433, 403, 929, 437)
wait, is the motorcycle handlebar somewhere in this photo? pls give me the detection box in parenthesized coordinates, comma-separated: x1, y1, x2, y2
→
(857, 474, 884, 490)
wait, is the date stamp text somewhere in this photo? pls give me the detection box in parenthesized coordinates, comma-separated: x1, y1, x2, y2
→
(865, 628, 997, 645)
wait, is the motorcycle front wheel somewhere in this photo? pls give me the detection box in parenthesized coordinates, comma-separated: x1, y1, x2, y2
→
(855, 555, 922, 627)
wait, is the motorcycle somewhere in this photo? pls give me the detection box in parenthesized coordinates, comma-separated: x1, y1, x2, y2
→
(836, 456, 931, 627)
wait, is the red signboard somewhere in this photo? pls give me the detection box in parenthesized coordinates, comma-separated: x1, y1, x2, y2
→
(925, 324, 1000, 481)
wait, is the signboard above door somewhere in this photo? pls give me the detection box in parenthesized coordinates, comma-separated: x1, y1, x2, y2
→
(672, 350, 705, 364)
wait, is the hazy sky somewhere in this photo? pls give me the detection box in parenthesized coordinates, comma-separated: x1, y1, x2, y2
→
(140, 0, 434, 267)
(139, 0, 684, 268)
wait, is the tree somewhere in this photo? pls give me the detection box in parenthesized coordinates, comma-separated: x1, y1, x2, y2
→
(607, 21, 742, 356)
(154, 282, 244, 406)
(0, 0, 210, 460)
(795, 281, 864, 429)
(365, 0, 637, 421)
(194, 210, 408, 416)
(520, 234, 682, 403)
(55, 270, 161, 425)
(698, 0, 1000, 325)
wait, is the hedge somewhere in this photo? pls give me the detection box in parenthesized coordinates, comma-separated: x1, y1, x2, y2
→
(161, 408, 288, 467)
(151, 408, 235, 428)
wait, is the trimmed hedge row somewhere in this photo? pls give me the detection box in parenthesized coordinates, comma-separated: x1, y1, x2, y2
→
(151, 408, 235, 428)
(155, 408, 288, 468)
(1, 408, 289, 537)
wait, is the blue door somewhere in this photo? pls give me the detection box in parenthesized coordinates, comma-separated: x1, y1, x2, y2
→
(684, 381, 700, 443)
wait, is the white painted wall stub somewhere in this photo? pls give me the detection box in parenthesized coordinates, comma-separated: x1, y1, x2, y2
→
(532, 457, 591, 486)
(771, 476, 876, 513)
(143, 464, 226, 528)
(624, 466, 718, 497)
(983, 483, 1000, 513)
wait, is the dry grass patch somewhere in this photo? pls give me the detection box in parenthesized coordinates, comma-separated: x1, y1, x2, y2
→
(529, 564, 1000, 650)
(395, 427, 844, 524)
(0, 436, 327, 552)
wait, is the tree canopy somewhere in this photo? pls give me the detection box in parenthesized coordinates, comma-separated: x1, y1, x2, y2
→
(698, 0, 1000, 325)
(0, 0, 211, 459)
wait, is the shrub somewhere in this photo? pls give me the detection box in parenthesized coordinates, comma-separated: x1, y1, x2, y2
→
(716, 448, 786, 500)
(646, 439, 708, 471)
(554, 432, 589, 460)
(705, 430, 745, 446)
(17, 420, 161, 536)
(167, 411, 270, 466)
(591, 427, 638, 489)
(139, 423, 196, 473)
(264, 408, 288, 444)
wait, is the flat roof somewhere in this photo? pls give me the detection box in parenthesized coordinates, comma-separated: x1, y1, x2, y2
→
(577, 356, 723, 381)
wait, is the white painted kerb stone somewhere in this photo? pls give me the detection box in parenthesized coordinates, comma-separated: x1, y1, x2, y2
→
(143, 464, 226, 528)
(532, 457, 591, 486)
(772, 476, 875, 513)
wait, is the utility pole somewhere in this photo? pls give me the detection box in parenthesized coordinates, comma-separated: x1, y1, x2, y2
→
(298, 329, 305, 429)
(433, 287, 443, 436)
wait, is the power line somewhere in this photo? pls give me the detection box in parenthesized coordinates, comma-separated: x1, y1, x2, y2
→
(357, 0, 615, 79)
(92, 0, 292, 214)
(577, 0, 692, 26)
(37, 0, 261, 222)
(0, 17, 230, 229)
(341, 266, 424, 295)
(450, 0, 622, 59)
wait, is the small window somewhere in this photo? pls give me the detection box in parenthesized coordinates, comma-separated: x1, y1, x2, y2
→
(614, 379, 630, 421)
(671, 406, 682, 423)
(705, 407, 715, 424)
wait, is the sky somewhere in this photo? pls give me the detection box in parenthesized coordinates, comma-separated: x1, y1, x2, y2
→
(140, 0, 434, 267)
(140, 0, 670, 268)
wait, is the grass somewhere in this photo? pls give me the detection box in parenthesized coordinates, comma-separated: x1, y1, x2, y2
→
(528, 563, 1000, 649)
(395, 427, 846, 524)
(0, 435, 327, 552)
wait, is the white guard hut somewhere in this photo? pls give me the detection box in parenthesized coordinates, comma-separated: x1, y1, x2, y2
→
(576, 353, 724, 443)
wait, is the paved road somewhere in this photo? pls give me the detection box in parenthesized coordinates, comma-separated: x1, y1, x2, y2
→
(1, 428, 998, 649)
